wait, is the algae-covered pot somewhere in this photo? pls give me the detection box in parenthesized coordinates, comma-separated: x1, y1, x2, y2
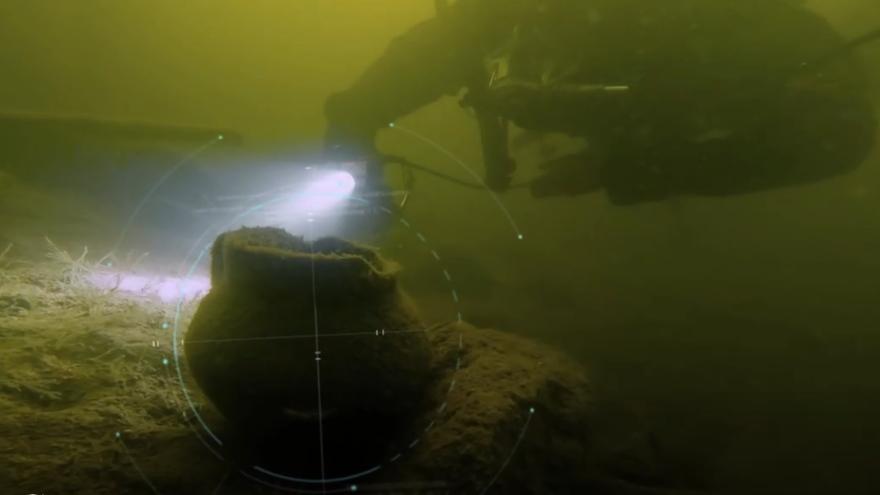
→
(185, 227, 432, 430)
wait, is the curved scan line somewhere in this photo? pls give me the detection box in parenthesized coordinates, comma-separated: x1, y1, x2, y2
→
(171, 200, 278, 447)
(117, 434, 162, 495)
(253, 464, 383, 484)
(390, 124, 523, 239)
(114, 137, 221, 252)
(479, 408, 535, 495)
(239, 470, 358, 494)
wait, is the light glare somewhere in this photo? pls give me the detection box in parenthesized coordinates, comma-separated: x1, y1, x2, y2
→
(301, 171, 356, 212)
(86, 271, 210, 303)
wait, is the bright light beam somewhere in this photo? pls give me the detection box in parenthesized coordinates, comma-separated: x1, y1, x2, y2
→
(266, 171, 357, 232)
(300, 171, 357, 212)
(86, 270, 210, 303)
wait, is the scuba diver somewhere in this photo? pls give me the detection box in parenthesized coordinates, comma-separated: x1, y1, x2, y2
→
(323, 0, 877, 206)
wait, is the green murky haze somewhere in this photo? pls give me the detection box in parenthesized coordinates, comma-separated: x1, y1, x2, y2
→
(2, 1, 880, 493)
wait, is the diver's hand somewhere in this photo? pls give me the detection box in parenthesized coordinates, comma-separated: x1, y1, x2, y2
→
(530, 152, 603, 198)
(322, 90, 383, 166)
(322, 121, 385, 186)
(486, 79, 544, 126)
(323, 124, 378, 163)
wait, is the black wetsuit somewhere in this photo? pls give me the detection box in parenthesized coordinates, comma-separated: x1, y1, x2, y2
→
(325, 0, 876, 204)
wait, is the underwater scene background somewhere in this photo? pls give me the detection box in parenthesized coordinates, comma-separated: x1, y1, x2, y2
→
(1, 1, 880, 493)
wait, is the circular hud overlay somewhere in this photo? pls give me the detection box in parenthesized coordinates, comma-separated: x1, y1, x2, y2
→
(109, 131, 535, 493)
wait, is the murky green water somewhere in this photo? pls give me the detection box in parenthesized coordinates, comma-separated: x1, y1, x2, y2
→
(2, 1, 879, 493)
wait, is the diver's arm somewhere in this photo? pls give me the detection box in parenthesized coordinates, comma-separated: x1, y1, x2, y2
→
(323, 9, 481, 159)
(599, 92, 876, 205)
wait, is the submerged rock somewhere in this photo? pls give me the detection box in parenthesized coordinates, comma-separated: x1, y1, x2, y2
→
(386, 321, 601, 494)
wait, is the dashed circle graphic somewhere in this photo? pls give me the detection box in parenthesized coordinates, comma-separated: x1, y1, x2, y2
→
(110, 131, 534, 494)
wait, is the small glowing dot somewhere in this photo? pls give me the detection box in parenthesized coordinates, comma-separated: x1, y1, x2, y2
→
(388, 122, 396, 128)
(529, 407, 535, 414)
(161, 322, 169, 329)
(162, 357, 169, 366)
(115, 431, 121, 438)
(106, 261, 113, 267)
(517, 234, 524, 240)
(350, 485, 358, 492)
(217, 134, 224, 140)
